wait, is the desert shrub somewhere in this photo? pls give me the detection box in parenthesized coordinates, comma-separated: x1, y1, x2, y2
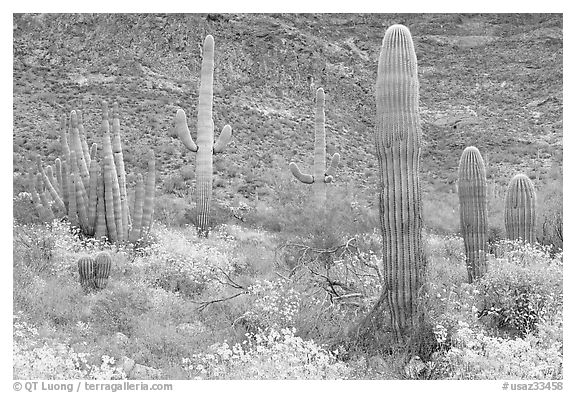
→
(425, 233, 466, 273)
(13, 314, 125, 380)
(537, 180, 562, 253)
(474, 241, 562, 337)
(182, 327, 351, 379)
(180, 164, 195, 180)
(245, 170, 379, 240)
(487, 225, 504, 255)
(422, 190, 459, 234)
(129, 315, 196, 369)
(13, 253, 88, 328)
(161, 173, 187, 196)
(172, 199, 239, 232)
(89, 282, 152, 335)
(237, 279, 302, 332)
(434, 318, 562, 379)
(130, 224, 236, 298)
(13, 190, 40, 225)
(153, 194, 190, 227)
(13, 223, 57, 275)
(421, 236, 563, 380)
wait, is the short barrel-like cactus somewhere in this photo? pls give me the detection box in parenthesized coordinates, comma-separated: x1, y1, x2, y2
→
(94, 251, 112, 289)
(78, 256, 96, 292)
(78, 252, 112, 292)
(458, 146, 488, 283)
(505, 174, 536, 243)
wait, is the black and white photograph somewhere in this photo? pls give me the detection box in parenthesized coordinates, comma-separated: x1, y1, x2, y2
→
(11, 11, 564, 384)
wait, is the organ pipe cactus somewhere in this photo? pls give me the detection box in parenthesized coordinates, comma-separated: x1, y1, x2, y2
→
(101, 103, 123, 242)
(94, 170, 107, 241)
(374, 24, 425, 342)
(505, 174, 536, 243)
(34, 102, 155, 244)
(174, 35, 233, 237)
(289, 87, 340, 206)
(111, 102, 130, 240)
(458, 146, 488, 283)
(140, 156, 156, 235)
(129, 174, 145, 243)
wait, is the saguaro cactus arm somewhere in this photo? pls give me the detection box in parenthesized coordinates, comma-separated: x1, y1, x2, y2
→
(324, 153, 340, 182)
(175, 109, 198, 152)
(213, 124, 232, 153)
(289, 162, 314, 184)
(289, 87, 338, 204)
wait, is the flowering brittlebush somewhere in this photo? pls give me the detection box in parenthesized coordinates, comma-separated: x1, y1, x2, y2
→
(13, 314, 126, 380)
(182, 327, 350, 379)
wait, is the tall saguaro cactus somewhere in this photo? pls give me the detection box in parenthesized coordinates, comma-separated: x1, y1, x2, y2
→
(458, 146, 488, 283)
(289, 87, 340, 206)
(174, 35, 232, 237)
(374, 25, 425, 342)
(505, 174, 536, 243)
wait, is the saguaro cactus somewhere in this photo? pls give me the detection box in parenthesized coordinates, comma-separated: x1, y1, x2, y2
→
(458, 146, 488, 283)
(374, 24, 425, 342)
(174, 35, 233, 237)
(505, 174, 536, 243)
(289, 87, 340, 206)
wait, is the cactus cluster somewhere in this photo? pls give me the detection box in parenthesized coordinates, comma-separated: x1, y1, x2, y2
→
(289, 87, 340, 206)
(174, 35, 232, 237)
(374, 24, 425, 342)
(78, 251, 112, 292)
(505, 174, 536, 243)
(458, 146, 488, 283)
(31, 102, 156, 244)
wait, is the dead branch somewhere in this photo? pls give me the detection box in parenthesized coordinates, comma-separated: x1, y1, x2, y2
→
(191, 291, 249, 312)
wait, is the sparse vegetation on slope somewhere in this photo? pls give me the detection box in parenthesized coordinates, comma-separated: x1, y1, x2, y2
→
(13, 13, 562, 380)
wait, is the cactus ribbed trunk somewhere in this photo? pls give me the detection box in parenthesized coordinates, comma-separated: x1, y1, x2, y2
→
(94, 251, 112, 289)
(77, 110, 91, 168)
(94, 170, 107, 240)
(175, 35, 232, 238)
(375, 25, 424, 342)
(78, 256, 96, 292)
(312, 88, 327, 205)
(87, 160, 99, 236)
(129, 174, 145, 243)
(112, 103, 130, 241)
(458, 146, 488, 283)
(289, 88, 340, 207)
(195, 35, 216, 237)
(70, 111, 90, 190)
(35, 101, 154, 245)
(505, 174, 536, 243)
(141, 157, 156, 235)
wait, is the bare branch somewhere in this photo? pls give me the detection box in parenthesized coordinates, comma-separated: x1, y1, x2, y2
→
(192, 291, 249, 312)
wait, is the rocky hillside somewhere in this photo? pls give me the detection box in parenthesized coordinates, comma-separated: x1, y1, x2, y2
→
(13, 13, 563, 204)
